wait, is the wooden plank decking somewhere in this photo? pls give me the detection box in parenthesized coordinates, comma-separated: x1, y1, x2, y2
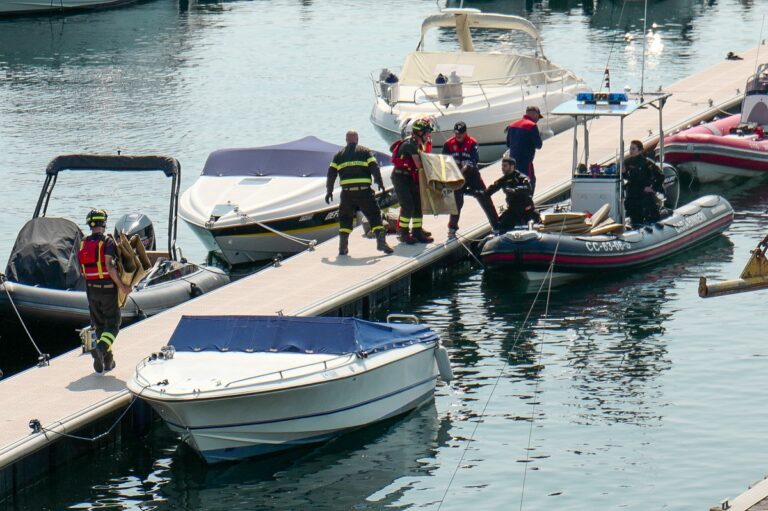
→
(0, 44, 763, 492)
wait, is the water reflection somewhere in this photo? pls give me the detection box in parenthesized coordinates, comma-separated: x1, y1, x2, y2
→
(158, 403, 449, 510)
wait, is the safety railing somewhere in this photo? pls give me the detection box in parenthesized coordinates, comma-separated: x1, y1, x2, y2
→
(133, 351, 359, 395)
(371, 67, 583, 115)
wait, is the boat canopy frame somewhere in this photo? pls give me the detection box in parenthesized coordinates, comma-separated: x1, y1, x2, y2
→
(33, 154, 182, 261)
(551, 91, 671, 180)
(417, 9, 544, 56)
(550, 91, 671, 223)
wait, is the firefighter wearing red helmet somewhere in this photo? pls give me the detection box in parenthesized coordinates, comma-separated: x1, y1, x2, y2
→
(77, 209, 132, 374)
(389, 117, 435, 244)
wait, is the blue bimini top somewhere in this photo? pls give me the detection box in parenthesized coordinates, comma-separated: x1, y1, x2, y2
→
(200, 136, 391, 178)
(168, 316, 438, 356)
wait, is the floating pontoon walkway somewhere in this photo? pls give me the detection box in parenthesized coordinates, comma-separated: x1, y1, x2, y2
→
(1, 45, 763, 497)
(711, 476, 768, 511)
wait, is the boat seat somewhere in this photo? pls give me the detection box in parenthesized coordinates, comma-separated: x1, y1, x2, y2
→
(694, 195, 720, 208)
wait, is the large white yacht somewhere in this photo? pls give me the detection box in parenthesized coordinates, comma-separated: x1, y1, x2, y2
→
(370, 8, 591, 162)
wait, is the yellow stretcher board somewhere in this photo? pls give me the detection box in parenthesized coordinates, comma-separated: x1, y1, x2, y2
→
(418, 152, 466, 216)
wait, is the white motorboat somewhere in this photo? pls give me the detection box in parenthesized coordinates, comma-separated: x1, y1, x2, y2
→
(127, 315, 453, 463)
(369, 8, 591, 162)
(179, 137, 395, 266)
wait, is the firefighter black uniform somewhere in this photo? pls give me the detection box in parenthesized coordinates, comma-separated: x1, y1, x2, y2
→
(390, 117, 434, 244)
(77, 209, 127, 373)
(326, 140, 393, 255)
(486, 158, 540, 232)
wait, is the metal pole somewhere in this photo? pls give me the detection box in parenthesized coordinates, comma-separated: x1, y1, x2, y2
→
(658, 98, 665, 163)
(619, 117, 625, 224)
(572, 116, 578, 175)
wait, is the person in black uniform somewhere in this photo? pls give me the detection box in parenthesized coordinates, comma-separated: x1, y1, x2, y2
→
(623, 140, 665, 225)
(326, 130, 394, 256)
(486, 156, 540, 232)
(77, 209, 132, 374)
(391, 118, 434, 244)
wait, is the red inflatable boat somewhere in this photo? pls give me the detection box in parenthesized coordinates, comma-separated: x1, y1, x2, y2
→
(664, 63, 768, 182)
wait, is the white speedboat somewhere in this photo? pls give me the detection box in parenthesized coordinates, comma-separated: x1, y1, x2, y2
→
(370, 8, 591, 162)
(127, 315, 453, 463)
(179, 137, 395, 266)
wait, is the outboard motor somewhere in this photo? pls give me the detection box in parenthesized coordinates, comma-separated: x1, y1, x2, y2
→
(114, 213, 156, 250)
(661, 163, 680, 210)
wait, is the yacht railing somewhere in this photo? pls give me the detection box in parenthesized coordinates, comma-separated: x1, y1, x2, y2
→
(133, 351, 359, 395)
(372, 67, 581, 115)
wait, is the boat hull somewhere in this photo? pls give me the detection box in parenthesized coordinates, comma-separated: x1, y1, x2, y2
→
(0, 266, 229, 328)
(181, 180, 396, 266)
(135, 346, 439, 463)
(481, 195, 734, 273)
(664, 114, 768, 183)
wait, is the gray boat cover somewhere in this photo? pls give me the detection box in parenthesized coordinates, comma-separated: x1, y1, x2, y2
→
(5, 218, 85, 290)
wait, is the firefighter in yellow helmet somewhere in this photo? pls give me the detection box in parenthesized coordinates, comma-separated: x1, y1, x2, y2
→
(390, 117, 435, 244)
(326, 130, 393, 256)
(77, 209, 132, 374)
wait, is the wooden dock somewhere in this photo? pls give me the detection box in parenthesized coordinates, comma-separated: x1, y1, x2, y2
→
(711, 476, 768, 511)
(0, 45, 763, 499)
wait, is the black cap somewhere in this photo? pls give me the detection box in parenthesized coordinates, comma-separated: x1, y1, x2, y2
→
(453, 121, 467, 134)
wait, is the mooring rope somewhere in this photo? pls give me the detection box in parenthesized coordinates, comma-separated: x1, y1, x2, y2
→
(32, 395, 139, 443)
(233, 208, 318, 249)
(0, 273, 50, 367)
(436, 217, 567, 510)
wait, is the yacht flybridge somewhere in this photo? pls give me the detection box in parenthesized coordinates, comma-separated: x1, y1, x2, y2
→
(370, 8, 591, 162)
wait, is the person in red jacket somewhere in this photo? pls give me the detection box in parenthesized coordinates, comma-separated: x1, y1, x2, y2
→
(78, 209, 132, 374)
(506, 105, 544, 192)
(442, 121, 499, 237)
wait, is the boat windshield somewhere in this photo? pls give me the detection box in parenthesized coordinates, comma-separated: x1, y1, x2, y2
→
(745, 66, 768, 96)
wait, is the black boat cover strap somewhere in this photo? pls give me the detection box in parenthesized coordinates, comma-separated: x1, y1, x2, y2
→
(5, 217, 86, 290)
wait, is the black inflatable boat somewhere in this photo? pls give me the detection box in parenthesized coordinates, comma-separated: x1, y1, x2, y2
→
(0, 154, 230, 329)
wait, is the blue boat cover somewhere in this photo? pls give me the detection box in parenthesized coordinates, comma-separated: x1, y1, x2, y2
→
(168, 316, 438, 355)
(200, 136, 391, 178)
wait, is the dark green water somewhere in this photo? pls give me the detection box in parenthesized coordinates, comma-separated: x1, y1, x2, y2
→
(2, 0, 768, 509)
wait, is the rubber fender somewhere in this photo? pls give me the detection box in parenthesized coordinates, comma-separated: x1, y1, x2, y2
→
(435, 346, 453, 382)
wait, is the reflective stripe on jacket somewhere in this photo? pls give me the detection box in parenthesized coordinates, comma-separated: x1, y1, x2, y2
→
(78, 238, 109, 280)
(327, 143, 384, 191)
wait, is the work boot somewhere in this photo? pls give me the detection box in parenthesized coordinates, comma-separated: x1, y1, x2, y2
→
(91, 342, 106, 374)
(103, 349, 116, 372)
(397, 228, 416, 245)
(339, 233, 349, 256)
(412, 228, 433, 244)
(375, 230, 394, 254)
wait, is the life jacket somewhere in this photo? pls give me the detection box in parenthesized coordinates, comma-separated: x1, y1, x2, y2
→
(391, 137, 430, 172)
(390, 139, 415, 171)
(443, 135, 478, 167)
(78, 236, 110, 281)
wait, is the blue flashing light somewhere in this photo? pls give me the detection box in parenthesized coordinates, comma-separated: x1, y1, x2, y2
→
(577, 92, 629, 105)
